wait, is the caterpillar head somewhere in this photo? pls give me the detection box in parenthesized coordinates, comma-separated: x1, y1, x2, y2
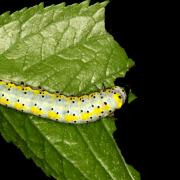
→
(114, 86, 126, 104)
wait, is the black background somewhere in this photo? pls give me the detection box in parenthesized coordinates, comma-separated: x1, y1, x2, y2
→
(0, 0, 150, 179)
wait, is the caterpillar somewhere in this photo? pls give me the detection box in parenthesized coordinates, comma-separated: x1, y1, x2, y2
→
(0, 80, 126, 123)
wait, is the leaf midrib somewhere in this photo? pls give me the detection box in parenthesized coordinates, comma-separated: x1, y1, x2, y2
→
(102, 120, 136, 180)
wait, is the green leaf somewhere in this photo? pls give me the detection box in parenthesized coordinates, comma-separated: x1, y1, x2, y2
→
(128, 90, 137, 104)
(0, 1, 139, 180)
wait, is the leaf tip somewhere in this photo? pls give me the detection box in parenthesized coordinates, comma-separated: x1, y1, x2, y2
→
(128, 90, 137, 104)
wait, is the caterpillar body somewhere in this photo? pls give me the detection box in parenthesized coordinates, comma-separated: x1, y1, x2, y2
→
(0, 80, 126, 124)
